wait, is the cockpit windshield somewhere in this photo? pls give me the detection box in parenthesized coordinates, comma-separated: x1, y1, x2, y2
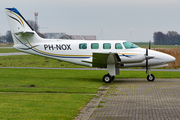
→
(123, 41, 139, 49)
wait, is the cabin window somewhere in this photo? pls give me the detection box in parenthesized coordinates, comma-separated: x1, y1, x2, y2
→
(123, 41, 139, 49)
(91, 43, 99, 49)
(115, 43, 123, 49)
(103, 43, 111, 49)
(79, 43, 87, 49)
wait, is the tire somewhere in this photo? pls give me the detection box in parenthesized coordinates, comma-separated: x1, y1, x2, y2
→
(103, 74, 112, 83)
(111, 76, 115, 81)
(147, 74, 155, 81)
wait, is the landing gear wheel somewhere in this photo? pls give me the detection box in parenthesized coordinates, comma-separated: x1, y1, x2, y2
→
(111, 76, 115, 81)
(147, 74, 155, 81)
(103, 74, 112, 83)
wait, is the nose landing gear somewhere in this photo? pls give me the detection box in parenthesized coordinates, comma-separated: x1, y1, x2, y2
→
(147, 70, 155, 81)
(147, 74, 155, 81)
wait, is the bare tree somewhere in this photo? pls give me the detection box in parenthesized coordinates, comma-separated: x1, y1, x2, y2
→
(6, 30, 13, 43)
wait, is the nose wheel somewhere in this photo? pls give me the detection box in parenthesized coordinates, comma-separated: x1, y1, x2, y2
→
(103, 73, 115, 83)
(146, 69, 155, 81)
(147, 74, 155, 81)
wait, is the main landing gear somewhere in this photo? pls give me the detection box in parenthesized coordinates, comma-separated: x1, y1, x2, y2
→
(103, 74, 115, 83)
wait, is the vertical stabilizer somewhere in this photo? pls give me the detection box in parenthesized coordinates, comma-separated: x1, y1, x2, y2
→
(5, 8, 41, 45)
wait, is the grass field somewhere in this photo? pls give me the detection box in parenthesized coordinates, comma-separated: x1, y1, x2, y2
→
(0, 68, 103, 119)
(0, 93, 93, 120)
(0, 55, 87, 68)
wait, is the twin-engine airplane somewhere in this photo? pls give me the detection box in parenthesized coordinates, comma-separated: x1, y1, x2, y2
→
(5, 8, 176, 83)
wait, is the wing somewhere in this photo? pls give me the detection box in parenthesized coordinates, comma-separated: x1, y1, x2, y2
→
(92, 52, 121, 68)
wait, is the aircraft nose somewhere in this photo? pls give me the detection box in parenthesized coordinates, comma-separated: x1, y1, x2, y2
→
(167, 55, 176, 63)
(162, 53, 176, 64)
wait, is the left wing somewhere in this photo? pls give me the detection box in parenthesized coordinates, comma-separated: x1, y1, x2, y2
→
(92, 52, 121, 68)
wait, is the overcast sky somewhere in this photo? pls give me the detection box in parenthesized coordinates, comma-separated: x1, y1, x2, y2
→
(1, 0, 180, 42)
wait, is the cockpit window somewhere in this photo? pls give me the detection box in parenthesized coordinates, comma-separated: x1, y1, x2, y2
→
(123, 42, 139, 49)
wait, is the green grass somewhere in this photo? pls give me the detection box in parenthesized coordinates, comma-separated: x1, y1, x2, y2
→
(0, 93, 93, 120)
(0, 68, 103, 119)
(0, 69, 102, 93)
(0, 55, 87, 68)
(0, 48, 20, 53)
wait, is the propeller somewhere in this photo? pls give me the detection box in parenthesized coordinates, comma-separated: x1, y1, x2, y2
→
(146, 48, 149, 73)
(145, 41, 152, 73)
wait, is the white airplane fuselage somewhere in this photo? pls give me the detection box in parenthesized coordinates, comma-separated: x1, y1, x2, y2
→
(13, 36, 175, 68)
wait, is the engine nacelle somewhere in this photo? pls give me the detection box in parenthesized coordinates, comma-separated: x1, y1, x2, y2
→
(119, 53, 146, 63)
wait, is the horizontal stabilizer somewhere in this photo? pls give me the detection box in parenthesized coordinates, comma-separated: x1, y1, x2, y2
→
(15, 31, 34, 35)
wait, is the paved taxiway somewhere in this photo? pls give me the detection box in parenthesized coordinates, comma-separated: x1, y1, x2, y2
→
(0, 52, 29, 56)
(76, 79, 180, 120)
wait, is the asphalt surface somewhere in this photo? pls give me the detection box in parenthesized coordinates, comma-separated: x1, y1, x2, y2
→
(0, 47, 13, 48)
(0, 52, 29, 56)
(76, 78, 180, 120)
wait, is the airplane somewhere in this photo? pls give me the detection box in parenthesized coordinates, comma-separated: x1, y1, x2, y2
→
(5, 8, 176, 83)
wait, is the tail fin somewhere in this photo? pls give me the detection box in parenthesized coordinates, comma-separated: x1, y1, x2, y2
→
(5, 8, 41, 45)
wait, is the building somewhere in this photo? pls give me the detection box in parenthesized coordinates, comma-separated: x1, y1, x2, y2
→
(45, 33, 96, 40)
(70, 35, 96, 40)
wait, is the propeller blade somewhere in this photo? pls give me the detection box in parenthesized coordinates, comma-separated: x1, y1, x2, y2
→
(149, 41, 151, 49)
(146, 48, 148, 56)
(146, 59, 148, 73)
(146, 48, 149, 73)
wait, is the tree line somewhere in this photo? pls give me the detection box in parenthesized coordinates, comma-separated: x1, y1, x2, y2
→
(154, 31, 180, 45)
